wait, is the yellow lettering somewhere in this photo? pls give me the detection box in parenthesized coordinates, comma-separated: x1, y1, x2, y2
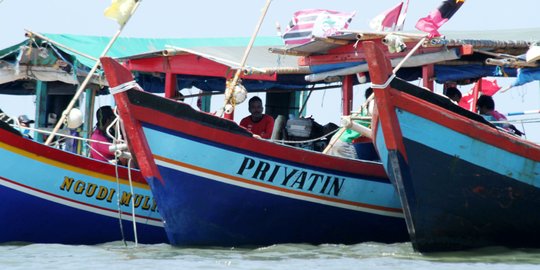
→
(133, 194, 143, 207)
(60, 176, 74, 191)
(141, 196, 151, 210)
(120, 191, 132, 206)
(106, 188, 116, 203)
(74, 180, 85, 194)
(85, 183, 97, 197)
(96, 186, 109, 200)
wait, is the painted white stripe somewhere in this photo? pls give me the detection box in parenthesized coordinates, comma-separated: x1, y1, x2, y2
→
(154, 159, 404, 218)
(0, 179, 163, 227)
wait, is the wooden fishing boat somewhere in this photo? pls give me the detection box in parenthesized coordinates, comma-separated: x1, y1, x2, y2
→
(364, 41, 540, 252)
(100, 57, 408, 247)
(0, 120, 166, 244)
(0, 32, 290, 245)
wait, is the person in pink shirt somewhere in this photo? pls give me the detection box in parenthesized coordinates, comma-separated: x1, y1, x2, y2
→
(476, 95, 523, 136)
(90, 106, 115, 162)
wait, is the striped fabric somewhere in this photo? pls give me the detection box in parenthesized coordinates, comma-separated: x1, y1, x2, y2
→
(282, 9, 356, 45)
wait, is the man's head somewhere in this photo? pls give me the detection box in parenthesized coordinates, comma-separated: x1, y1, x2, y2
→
(18, 115, 34, 127)
(248, 96, 264, 121)
(476, 95, 495, 114)
(444, 87, 462, 103)
(365, 87, 373, 100)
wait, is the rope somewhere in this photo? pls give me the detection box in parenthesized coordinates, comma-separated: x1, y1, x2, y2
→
(274, 128, 339, 144)
(109, 106, 139, 246)
(109, 80, 141, 95)
(113, 155, 127, 247)
(370, 74, 396, 89)
(126, 158, 138, 247)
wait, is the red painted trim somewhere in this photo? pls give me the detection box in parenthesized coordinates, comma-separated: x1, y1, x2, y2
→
(342, 75, 353, 115)
(364, 42, 408, 161)
(422, 64, 434, 91)
(300, 41, 449, 66)
(460, 44, 474, 55)
(471, 78, 481, 111)
(0, 126, 143, 183)
(164, 72, 177, 99)
(125, 55, 277, 81)
(101, 57, 163, 183)
(389, 88, 540, 162)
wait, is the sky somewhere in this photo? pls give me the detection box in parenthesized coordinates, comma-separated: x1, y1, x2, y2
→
(0, 0, 539, 141)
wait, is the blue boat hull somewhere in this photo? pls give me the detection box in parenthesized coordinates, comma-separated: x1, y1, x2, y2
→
(143, 122, 407, 246)
(0, 121, 167, 244)
(395, 137, 540, 251)
(147, 168, 405, 246)
(0, 184, 165, 244)
(367, 51, 540, 251)
(374, 101, 540, 252)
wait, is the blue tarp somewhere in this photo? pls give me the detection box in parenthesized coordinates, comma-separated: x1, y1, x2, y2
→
(511, 67, 540, 87)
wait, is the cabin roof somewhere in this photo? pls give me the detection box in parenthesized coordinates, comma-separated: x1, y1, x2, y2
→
(0, 31, 310, 95)
(269, 28, 540, 86)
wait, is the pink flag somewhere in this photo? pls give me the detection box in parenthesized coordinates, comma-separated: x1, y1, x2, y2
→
(415, 0, 466, 37)
(396, 0, 410, 31)
(369, 2, 403, 31)
(282, 9, 356, 45)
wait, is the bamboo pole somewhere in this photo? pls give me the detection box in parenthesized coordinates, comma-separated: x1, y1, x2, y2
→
(219, 0, 272, 117)
(45, 1, 142, 145)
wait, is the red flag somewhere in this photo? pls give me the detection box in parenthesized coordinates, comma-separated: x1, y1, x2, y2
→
(458, 78, 501, 111)
(458, 91, 475, 111)
(478, 78, 501, 96)
(369, 2, 403, 31)
(282, 9, 356, 45)
(415, 0, 466, 37)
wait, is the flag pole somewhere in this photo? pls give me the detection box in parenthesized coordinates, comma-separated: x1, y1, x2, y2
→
(396, 0, 409, 31)
(45, 1, 142, 145)
(219, 0, 272, 117)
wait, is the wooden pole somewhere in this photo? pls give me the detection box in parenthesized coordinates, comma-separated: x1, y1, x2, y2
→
(220, 0, 272, 117)
(45, 1, 142, 145)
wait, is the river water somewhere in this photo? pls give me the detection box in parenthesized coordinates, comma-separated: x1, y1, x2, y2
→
(1, 242, 539, 269)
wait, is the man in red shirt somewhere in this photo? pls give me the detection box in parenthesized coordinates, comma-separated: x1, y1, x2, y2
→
(239, 96, 274, 139)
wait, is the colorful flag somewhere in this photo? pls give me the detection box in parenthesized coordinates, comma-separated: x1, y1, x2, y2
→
(369, 2, 403, 31)
(458, 78, 501, 111)
(396, 0, 410, 31)
(415, 0, 466, 37)
(104, 0, 137, 27)
(282, 9, 356, 45)
(479, 78, 501, 96)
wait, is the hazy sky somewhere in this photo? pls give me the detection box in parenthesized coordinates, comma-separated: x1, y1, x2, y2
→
(0, 0, 539, 140)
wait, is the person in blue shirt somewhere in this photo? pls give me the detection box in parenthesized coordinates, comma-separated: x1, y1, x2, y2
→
(17, 115, 34, 139)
